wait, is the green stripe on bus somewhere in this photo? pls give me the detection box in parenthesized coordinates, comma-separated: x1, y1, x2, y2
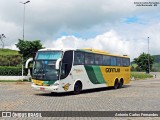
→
(84, 66, 105, 84)
(77, 49, 93, 53)
(92, 66, 105, 84)
(43, 80, 55, 85)
(84, 66, 100, 84)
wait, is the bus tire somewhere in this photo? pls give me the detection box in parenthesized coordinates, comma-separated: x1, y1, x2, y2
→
(73, 81, 82, 95)
(114, 79, 119, 89)
(118, 79, 124, 88)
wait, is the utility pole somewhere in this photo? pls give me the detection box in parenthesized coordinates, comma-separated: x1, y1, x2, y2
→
(147, 37, 150, 74)
(20, 1, 30, 40)
(20, 1, 30, 79)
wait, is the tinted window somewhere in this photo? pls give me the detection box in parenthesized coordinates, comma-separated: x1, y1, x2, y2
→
(61, 51, 73, 79)
(111, 56, 117, 66)
(117, 57, 122, 66)
(85, 53, 94, 65)
(95, 54, 102, 65)
(123, 58, 130, 66)
(103, 56, 111, 65)
(74, 51, 84, 65)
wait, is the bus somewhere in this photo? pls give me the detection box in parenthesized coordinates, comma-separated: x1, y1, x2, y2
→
(28, 48, 130, 94)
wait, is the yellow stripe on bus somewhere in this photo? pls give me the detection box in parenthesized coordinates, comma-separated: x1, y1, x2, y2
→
(32, 79, 44, 86)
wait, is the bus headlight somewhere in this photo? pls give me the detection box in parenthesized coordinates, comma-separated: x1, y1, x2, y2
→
(54, 83, 59, 86)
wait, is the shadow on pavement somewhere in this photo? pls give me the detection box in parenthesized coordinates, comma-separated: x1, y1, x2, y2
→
(34, 85, 130, 97)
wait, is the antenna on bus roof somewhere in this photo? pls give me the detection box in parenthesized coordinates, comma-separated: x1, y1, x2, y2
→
(123, 55, 128, 56)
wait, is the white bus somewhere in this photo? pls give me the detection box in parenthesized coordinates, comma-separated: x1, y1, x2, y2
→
(28, 48, 130, 94)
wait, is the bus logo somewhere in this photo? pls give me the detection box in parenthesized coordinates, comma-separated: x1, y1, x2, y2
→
(63, 83, 71, 91)
(105, 68, 120, 73)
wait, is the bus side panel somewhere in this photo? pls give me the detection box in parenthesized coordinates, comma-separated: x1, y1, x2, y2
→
(73, 65, 107, 90)
(58, 65, 107, 92)
(122, 67, 130, 85)
(100, 66, 130, 87)
(57, 65, 130, 92)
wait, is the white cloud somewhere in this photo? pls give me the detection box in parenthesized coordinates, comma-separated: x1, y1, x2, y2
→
(0, 18, 21, 47)
(44, 30, 133, 59)
(0, 0, 160, 60)
(44, 21, 160, 60)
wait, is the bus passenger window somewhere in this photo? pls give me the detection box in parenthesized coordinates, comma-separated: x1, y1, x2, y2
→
(95, 54, 102, 65)
(117, 57, 122, 66)
(123, 58, 130, 66)
(74, 52, 84, 65)
(111, 57, 117, 66)
(103, 56, 111, 65)
(85, 53, 94, 65)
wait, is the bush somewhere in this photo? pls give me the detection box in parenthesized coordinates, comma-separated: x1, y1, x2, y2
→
(0, 55, 22, 66)
(131, 72, 153, 80)
(0, 66, 27, 76)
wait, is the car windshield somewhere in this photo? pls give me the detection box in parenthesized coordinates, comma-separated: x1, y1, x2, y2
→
(32, 51, 62, 81)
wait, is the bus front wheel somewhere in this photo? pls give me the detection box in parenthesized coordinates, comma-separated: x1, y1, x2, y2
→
(73, 81, 82, 95)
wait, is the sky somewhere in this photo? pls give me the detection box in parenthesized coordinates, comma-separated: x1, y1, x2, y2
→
(0, 0, 160, 60)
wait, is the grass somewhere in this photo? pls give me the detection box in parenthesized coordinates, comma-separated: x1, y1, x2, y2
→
(0, 48, 20, 55)
(153, 63, 160, 67)
(152, 63, 160, 72)
(0, 80, 23, 82)
(131, 63, 138, 68)
(131, 72, 153, 80)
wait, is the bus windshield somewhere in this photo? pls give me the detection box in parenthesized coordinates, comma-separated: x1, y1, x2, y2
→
(32, 51, 62, 81)
(36, 51, 62, 60)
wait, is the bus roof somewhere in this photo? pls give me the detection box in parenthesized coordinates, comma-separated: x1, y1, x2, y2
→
(78, 48, 129, 58)
(38, 48, 129, 58)
(38, 48, 76, 51)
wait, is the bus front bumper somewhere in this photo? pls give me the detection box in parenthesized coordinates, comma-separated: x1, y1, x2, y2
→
(31, 83, 59, 92)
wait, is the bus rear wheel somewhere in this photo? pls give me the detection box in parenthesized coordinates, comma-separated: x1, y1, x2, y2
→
(114, 79, 119, 89)
(118, 79, 124, 88)
(73, 81, 82, 95)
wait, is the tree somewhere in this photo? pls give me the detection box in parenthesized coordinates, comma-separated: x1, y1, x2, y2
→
(133, 52, 154, 73)
(15, 39, 44, 60)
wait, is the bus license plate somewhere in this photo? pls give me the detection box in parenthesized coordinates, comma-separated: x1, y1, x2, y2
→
(40, 87, 45, 91)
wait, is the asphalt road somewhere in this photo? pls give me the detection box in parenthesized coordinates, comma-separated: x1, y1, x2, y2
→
(1, 78, 160, 120)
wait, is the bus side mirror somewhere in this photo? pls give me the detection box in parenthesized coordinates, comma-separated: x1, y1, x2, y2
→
(25, 58, 33, 77)
(55, 58, 62, 70)
(25, 58, 33, 69)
